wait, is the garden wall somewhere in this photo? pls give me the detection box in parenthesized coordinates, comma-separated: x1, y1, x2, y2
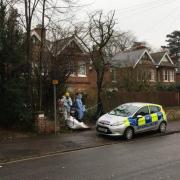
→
(103, 91, 180, 112)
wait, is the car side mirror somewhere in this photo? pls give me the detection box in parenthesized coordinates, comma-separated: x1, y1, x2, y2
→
(137, 115, 143, 119)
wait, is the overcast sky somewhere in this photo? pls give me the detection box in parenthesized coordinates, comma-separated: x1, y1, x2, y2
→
(78, 0, 180, 50)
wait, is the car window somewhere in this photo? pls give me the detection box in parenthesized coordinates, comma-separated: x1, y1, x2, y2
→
(109, 104, 139, 117)
(134, 106, 149, 117)
(149, 106, 160, 114)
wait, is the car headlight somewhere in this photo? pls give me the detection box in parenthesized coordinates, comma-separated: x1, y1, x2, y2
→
(111, 122, 124, 126)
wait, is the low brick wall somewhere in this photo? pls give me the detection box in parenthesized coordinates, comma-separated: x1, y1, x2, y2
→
(35, 114, 60, 134)
(166, 107, 180, 121)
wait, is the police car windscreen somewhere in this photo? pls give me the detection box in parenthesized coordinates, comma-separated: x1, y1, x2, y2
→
(109, 104, 139, 117)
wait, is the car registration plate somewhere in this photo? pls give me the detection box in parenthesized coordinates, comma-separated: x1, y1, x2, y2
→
(98, 127, 108, 133)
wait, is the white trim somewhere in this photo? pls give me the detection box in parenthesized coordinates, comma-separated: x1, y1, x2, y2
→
(169, 70, 175, 82)
(31, 30, 41, 41)
(133, 50, 155, 68)
(70, 74, 76, 77)
(158, 52, 174, 65)
(77, 74, 87, 77)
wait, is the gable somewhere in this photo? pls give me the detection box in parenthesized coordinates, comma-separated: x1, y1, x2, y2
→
(31, 30, 41, 41)
(134, 51, 154, 68)
(58, 38, 85, 55)
(66, 40, 83, 53)
(159, 54, 174, 66)
(161, 55, 168, 62)
(111, 48, 148, 68)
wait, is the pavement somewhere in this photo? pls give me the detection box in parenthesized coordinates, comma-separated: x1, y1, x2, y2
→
(0, 120, 180, 164)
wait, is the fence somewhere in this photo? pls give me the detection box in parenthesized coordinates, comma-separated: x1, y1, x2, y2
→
(103, 91, 180, 112)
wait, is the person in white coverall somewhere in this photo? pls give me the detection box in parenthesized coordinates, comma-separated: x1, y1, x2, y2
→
(75, 93, 85, 122)
(62, 92, 72, 120)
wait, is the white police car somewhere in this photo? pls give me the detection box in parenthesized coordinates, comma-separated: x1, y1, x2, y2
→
(96, 103, 167, 140)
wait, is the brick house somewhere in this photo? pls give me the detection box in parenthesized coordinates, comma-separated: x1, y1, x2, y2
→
(171, 56, 180, 83)
(109, 48, 176, 90)
(151, 51, 175, 83)
(31, 25, 97, 94)
(31, 25, 176, 95)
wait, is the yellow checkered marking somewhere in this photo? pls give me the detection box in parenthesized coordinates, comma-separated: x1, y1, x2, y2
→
(151, 113, 158, 122)
(124, 118, 130, 127)
(138, 117, 146, 126)
(162, 111, 167, 121)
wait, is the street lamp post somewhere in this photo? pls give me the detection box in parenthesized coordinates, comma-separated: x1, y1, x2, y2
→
(52, 80, 59, 134)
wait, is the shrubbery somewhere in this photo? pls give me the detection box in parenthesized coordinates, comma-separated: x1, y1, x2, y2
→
(155, 82, 180, 92)
(0, 3, 34, 130)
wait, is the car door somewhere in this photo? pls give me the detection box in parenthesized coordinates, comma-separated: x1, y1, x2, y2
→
(133, 106, 152, 133)
(149, 105, 161, 129)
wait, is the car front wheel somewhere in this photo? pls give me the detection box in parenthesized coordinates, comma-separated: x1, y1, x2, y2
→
(159, 122, 167, 133)
(124, 127, 134, 140)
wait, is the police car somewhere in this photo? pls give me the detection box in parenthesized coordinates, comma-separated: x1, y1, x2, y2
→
(96, 103, 167, 140)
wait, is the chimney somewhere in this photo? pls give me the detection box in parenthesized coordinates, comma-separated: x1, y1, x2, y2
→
(33, 24, 46, 40)
(131, 41, 147, 50)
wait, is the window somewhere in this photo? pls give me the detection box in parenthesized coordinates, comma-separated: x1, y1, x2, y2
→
(149, 106, 160, 114)
(137, 70, 148, 81)
(78, 61, 86, 77)
(32, 35, 38, 45)
(112, 68, 117, 82)
(135, 106, 149, 117)
(68, 61, 76, 76)
(169, 70, 175, 82)
(150, 69, 156, 81)
(163, 70, 168, 82)
(109, 104, 139, 117)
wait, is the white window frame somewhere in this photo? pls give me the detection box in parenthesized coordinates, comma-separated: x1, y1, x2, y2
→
(163, 70, 169, 82)
(77, 61, 87, 77)
(169, 70, 175, 82)
(150, 69, 156, 82)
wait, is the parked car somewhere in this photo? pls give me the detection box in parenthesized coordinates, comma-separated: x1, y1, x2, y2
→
(96, 102, 167, 140)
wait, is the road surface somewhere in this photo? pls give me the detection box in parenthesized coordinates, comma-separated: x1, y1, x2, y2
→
(1, 133, 180, 180)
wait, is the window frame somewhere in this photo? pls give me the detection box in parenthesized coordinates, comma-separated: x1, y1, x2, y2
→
(77, 61, 87, 77)
(134, 106, 150, 118)
(69, 60, 76, 77)
(163, 69, 169, 82)
(149, 105, 161, 114)
(150, 69, 156, 82)
(169, 70, 175, 82)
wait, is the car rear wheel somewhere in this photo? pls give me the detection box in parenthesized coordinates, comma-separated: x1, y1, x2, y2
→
(159, 122, 167, 133)
(124, 127, 134, 140)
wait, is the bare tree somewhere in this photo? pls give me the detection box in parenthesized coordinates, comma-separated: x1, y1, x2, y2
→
(75, 10, 116, 117)
(49, 25, 77, 86)
(105, 31, 136, 57)
(37, 0, 79, 111)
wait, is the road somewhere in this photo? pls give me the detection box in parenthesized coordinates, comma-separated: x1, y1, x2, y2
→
(1, 133, 180, 180)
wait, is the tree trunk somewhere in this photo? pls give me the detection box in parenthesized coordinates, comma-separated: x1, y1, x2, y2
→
(96, 70, 104, 119)
(39, 0, 46, 111)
